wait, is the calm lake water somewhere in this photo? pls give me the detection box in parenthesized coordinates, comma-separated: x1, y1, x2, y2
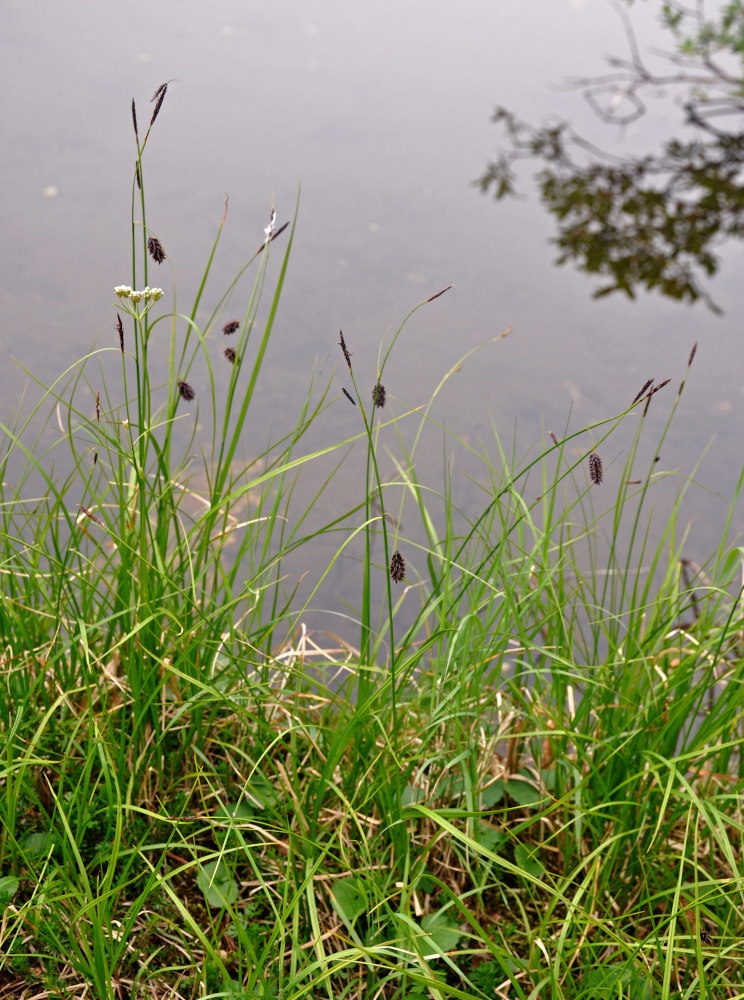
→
(3, 0, 743, 640)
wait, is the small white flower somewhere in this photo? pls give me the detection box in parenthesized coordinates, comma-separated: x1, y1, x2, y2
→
(130, 289, 143, 303)
(114, 285, 132, 299)
(264, 208, 276, 242)
(150, 287, 164, 301)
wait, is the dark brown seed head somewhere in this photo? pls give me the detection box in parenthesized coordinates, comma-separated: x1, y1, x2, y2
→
(650, 378, 671, 395)
(224, 347, 237, 365)
(151, 83, 168, 102)
(588, 452, 603, 486)
(116, 313, 124, 354)
(135, 162, 141, 190)
(147, 236, 166, 264)
(338, 330, 352, 369)
(632, 378, 654, 405)
(688, 342, 698, 367)
(342, 387, 356, 406)
(78, 504, 104, 527)
(549, 430, 559, 446)
(177, 379, 195, 402)
(390, 550, 406, 583)
(149, 89, 166, 128)
(256, 221, 290, 256)
(270, 220, 289, 242)
(371, 383, 386, 408)
(96, 391, 100, 424)
(426, 284, 454, 303)
(131, 98, 139, 142)
(700, 928, 711, 944)
(222, 320, 240, 336)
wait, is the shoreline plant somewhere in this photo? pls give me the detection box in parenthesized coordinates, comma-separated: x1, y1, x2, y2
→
(1, 85, 744, 1000)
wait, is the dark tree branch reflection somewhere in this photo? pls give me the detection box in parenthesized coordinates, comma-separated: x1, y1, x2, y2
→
(479, 1, 744, 312)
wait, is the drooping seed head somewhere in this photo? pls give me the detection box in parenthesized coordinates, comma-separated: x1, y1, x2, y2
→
(149, 86, 167, 128)
(371, 383, 386, 408)
(588, 452, 603, 485)
(222, 320, 240, 336)
(147, 236, 166, 264)
(177, 380, 195, 402)
(224, 347, 237, 365)
(390, 550, 406, 583)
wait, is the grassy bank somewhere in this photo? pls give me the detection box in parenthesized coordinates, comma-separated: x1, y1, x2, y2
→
(2, 86, 744, 1000)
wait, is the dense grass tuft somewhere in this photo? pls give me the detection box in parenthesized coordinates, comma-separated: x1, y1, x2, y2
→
(1, 88, 744, 1000)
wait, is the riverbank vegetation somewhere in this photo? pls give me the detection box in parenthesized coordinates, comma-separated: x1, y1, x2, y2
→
(2, 84, 744, 1000)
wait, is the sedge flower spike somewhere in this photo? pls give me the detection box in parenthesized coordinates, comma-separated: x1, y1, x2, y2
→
(264, 208, 276, 242)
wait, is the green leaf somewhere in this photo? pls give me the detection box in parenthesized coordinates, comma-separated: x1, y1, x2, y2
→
(481, 779, 504, 807)
(215, 801, 254, 821)
(245, 771, 278, 811)
(420, 910, 463, 954)
(402, 783, 426, 806)
(541, 768, 558, 792)
(514, 842, 544, 879)
(197, 858, 239, 909)
(329, 876, 367, 929)
(579, 963, 653, 1000)
(22, 832, 51, 855)
(475, 822, 506, 853)
(412, 874, 437, 895)
(505, 777, 542, 808)
(0, 876, 19, 904)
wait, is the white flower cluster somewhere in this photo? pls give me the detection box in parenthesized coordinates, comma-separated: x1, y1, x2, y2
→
(114, 285, 164, 302)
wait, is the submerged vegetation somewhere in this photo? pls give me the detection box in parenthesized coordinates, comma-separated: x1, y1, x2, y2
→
(2, 83, 744, 1000)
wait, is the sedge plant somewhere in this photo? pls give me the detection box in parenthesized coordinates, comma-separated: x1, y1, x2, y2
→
(2, 83, 744, 1000)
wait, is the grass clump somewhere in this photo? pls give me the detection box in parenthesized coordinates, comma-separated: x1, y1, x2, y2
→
(1, 86, 744, 1000)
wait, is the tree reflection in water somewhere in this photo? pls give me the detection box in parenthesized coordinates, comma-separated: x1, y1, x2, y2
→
(479, 0, 744, 313)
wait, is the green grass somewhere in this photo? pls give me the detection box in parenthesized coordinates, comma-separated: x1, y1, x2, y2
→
(2, 85, 744, 1000)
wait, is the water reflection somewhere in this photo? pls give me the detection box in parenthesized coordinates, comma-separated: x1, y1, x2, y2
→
(479, 0, 744, 313)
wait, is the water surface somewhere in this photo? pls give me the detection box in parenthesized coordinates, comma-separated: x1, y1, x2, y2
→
(2, 0, 743, 637)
